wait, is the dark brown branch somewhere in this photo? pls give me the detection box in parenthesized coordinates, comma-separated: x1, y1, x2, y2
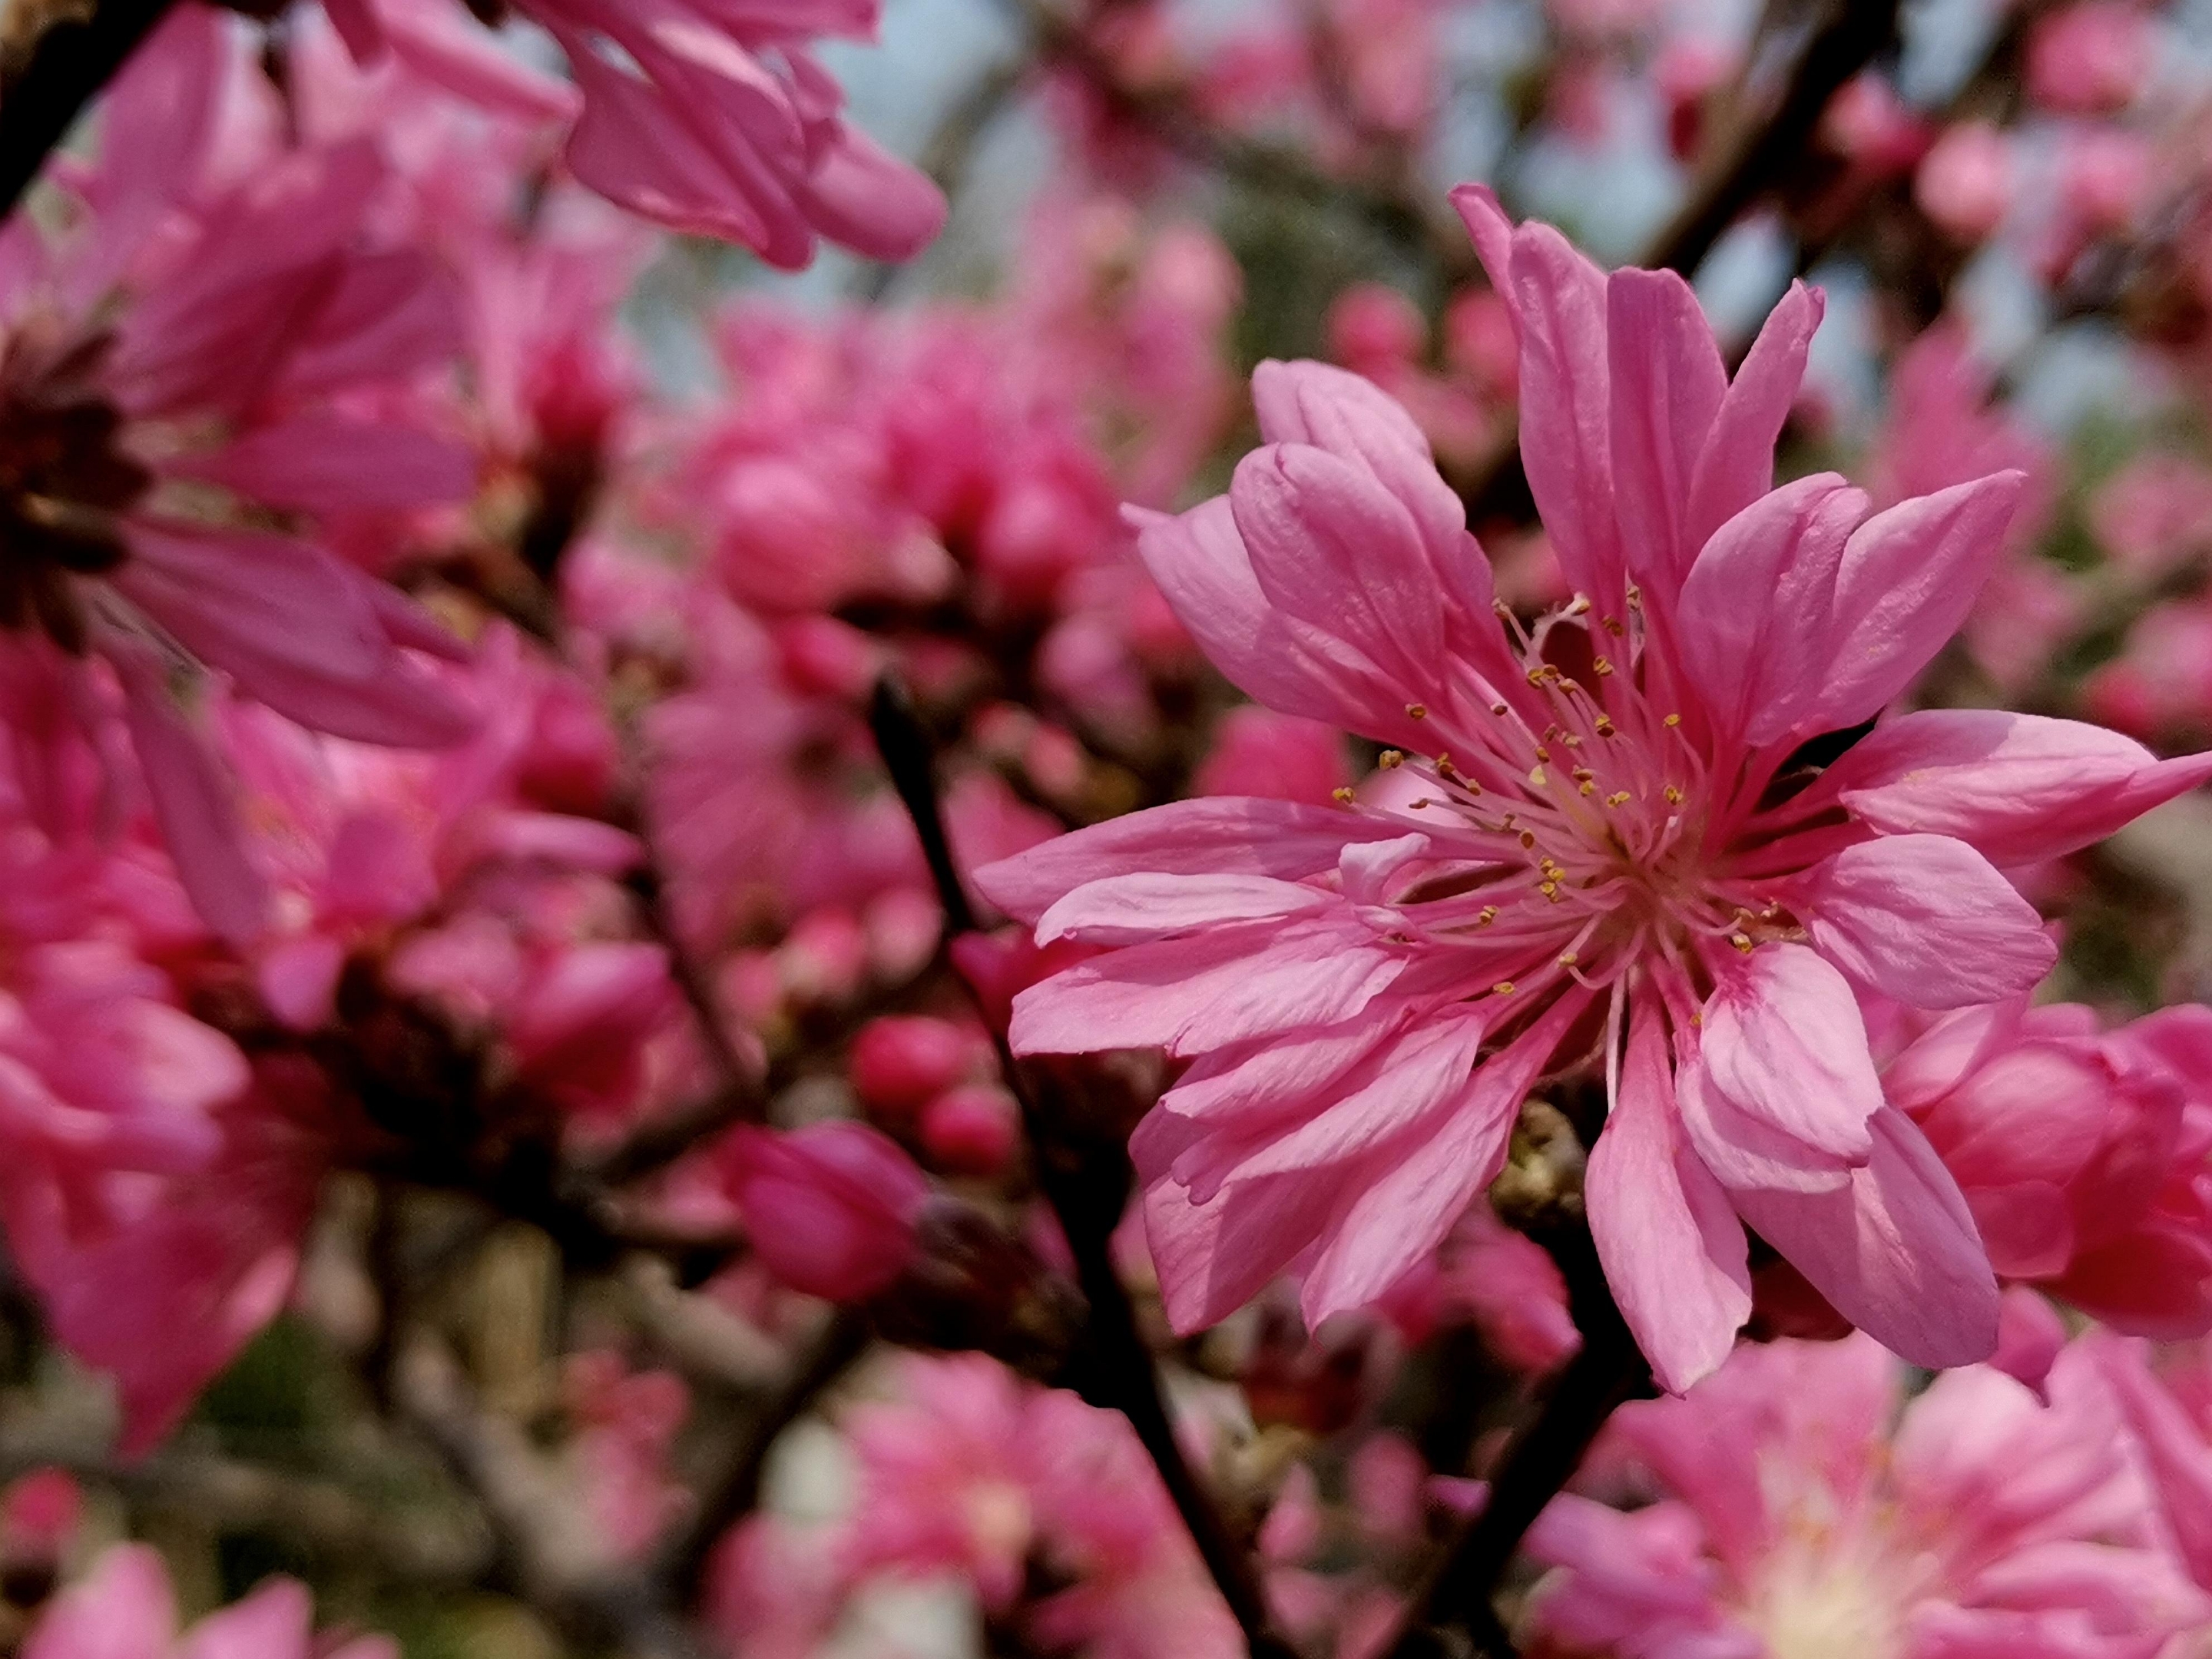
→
(866, 673, 1297, 1659)
(0, 0, 177, 223)
(1381, 1216, 1652, 1659)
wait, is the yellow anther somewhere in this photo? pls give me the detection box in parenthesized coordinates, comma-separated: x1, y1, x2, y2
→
(1532, 742, 1551, 760)
(1565, 594, 1592, 615)
(1664, 785, 1685, 805)
(1529, 766, 1548, 788)
(1558, 951, 1579, 967)
(1492, 981, 1517, 997)
(1407, 703, 1428, 720)
(1579, 781, 1596, 796)
(1690, 1011, 1704, 1028)
(1663, 713, 1682, 728)
(1539, 880, 1558, 898)
(1605, 790, 1631, 807)
(1604, 617, 1626, 637)
(1333, 786, 1356, 803)
(1379, 750, 1404, 769)
(1571, 767, 1595, 781)
(1730, 932, 1755, 954)
(1477, 906, 1498, 926)
(1561, 733, 1583, 748)
(1594, 715, 1617, 737)
(1592, 657, 1614, 676)
(1525, 667, 1548, 687)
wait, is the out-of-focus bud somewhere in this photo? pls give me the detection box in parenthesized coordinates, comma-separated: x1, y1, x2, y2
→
(849, 1015, 982, 1118)
(2028, 2, 2151, 116)
(1326, 284, 1426, 374)
(725, 1122, 930, 1301)
(1656, 37, 1737, 163)
(1193, 706, 1352, 803)
(1822, 73, 1929, 177)
(775, 615, 882, 700)
(1915, 121, 2013, 243)
(778, 908, 869, 1006)
(920, 1082, 1021, 1176)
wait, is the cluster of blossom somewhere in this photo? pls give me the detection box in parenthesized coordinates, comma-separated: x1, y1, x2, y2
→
(15, 0, 2212, 1654)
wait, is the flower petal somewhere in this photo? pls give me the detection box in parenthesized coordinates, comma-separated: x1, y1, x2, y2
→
(1686, 280, 1824, 550)
(1588, 1002, 1750, 1392)
(1605, 268, 1727, 596)
(1728, 1107, 1999, 1369)
(1799, 833, 2055, 1009)
(1035, 871, 1336, 945)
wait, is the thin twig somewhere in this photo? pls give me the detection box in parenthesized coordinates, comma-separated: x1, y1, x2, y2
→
(866, 673, 1297, 1659)
(0, 0, 177, 223)
(1379, 1216, 1652, 1659)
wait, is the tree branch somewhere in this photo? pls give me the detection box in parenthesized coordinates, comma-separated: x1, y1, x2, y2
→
(0, 0, 177, 222)
(866, 673, 1297, 1659)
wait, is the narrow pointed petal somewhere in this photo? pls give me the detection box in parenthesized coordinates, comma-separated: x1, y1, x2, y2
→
(1824, 707, 2212, 867)
(1588, 1002, 1750, 1392)
(1728, 1108, 1999, 1369)
(1799, 833, 2056, 1009)
(1686, 281, 1824, 548)
(1145, 1171, 1329, 1333)
(1606, 268, 1727, 594)
(1035, 871, 1335, 945)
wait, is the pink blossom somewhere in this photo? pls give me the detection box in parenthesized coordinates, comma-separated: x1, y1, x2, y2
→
(718, 1121, 929, 1300)
(2027, 2, 2154, 116)
(848, 1014, 988, 1118)
(1194, 707, 1354, 803)
(1914, 121, 2013, 243)
(2091, 454, 2212, 581)
(1522, 1334, 2208, 1657)
(918, 1082, 1022, 1175)
(1883, 998, 2212, 1339)
(978, 189, 2212, 1391)
(0, 11, 475, 937)
(321, 0, 945, 267)
(22, 1542, 394, 1659)
(563, 1351, 692, 1560)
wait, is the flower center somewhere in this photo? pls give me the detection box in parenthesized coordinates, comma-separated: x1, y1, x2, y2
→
(0, 329, 150, 654)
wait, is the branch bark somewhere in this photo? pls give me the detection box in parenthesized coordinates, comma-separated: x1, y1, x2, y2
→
(867, 674, 1298, 1659)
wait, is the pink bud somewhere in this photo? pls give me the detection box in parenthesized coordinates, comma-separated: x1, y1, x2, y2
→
(919, 1083, 1020, 1176)
(1326, 284, 1426, 372)
(726, 1123, 930, 1301)
(1915, 121, 2013, 243)
(0, 1470, 78, 1556)
(849, 1015, 979, 1116)
(779, 908, 869, 1006)
(2028, 2, 2151, 116)
(776, 615, 882, 700)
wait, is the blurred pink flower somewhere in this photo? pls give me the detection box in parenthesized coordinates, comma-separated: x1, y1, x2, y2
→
(979, 188, 2212, 1390)
(1914, 121, 2013, 243)
(1524, 1334, 2207, 1657)
(322, 0, 945, 267)
(0, 10, 475, 937)
(719, 1121, 929, 1300)
(23, 1543, 394, 1659)
(1194, 706, 1354, 803)
(2028, 2, 2153, 116)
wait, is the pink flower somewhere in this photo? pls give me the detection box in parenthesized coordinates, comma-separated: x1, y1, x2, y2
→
(1914, 121, 2013, 243)
(1522, 1334, 2207, 1658)
(719, 1121, 929, 1300)
(977, 188, 2212, 1391)
(2027, 2, 2153, 116)
(22, 1542, 394, 1659)
(1883, 998, 2212, 1338)
(322, 0, 945, 267)
(1, 10, 475, 937)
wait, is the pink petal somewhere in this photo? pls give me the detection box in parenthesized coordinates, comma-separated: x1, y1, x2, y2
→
(373, 0, 580, 121)
(1587, 1003, 1750, 1392)
(973, 796, 1409, 925)
(1605, 268, 1727, 594)
(1798, 833, 2056, 1008)
(1507, 224, 1625, 612)
(187, 416, 475, 514)
(2099, 1339, 2212, 1591)
(176, 1579, 313, 1659)
(258, 935, 348, 1031)
(1677, 944, 1884, 1191)
(1145, 1169, 1330, 1333)
(1728, 1107, 1999, 1369)
(1008, 916, 1404, 1058)
(1298, 991, 1588, 1325)
(789, 124, 947, 263)
(1825, 707, 2212, 867)
(1448, 183, 1515, 320)
(1685, 281, 1824, 550)
(273, 248, 465, 399)
(22, 1545, 177, 1659)
(1798, 471, 2027, 734)
(1672, 472, 1869, 745)
(1035, 871, 1335, 945)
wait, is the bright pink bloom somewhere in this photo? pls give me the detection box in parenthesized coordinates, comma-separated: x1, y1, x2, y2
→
(0, 11, 475, 936)
(1883, 998, 2212, 1338)
(719, 1121, 929, 1300)
(848, 1014, 988, 1117)
(1914, 121, 2013, 243)
(22, 1542, 395, 1659)
(1522, 1334, 2207, 1657)
(322, 0, 945, 267)
(2027, 2, 2153, 115)
(979, 189, 2212, 1390)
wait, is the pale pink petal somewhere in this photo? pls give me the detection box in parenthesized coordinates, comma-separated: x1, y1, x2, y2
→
(176, 1579, 313, 1659)
(1009, 917, 1403, 1058)
(1797, 471, 2028, 733)
(1728, 1108, 2000, 1369)
(2099, 1339, 2212, 1589)
(1671, 472, 1869, 744)
(1507, 224, 1625, 611)
(1824, 707, 2212, 867)
(1798, 833, 2055, 1008)
(788, 124, 947, 263)
(22, 1545, 176, 1659)
(1228, 442, 1445, 690)
(1448, 183, 1515, 314)
(1587, 1003, 1750, 1392)
(1145, 1169, 1328, 1333)
(1605, 268, 1727, 593)
(258, 935, 348, 1031)
(373, 0, 580, 121)
(1035, 872, 1335, 945)
(974, 796, 1408, 924)
(1677, 944, 1883, 1191)
(1685, 282, 1824, 549)
(272, 249, 465, 398)
(1299, 988, 1589, 1323)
